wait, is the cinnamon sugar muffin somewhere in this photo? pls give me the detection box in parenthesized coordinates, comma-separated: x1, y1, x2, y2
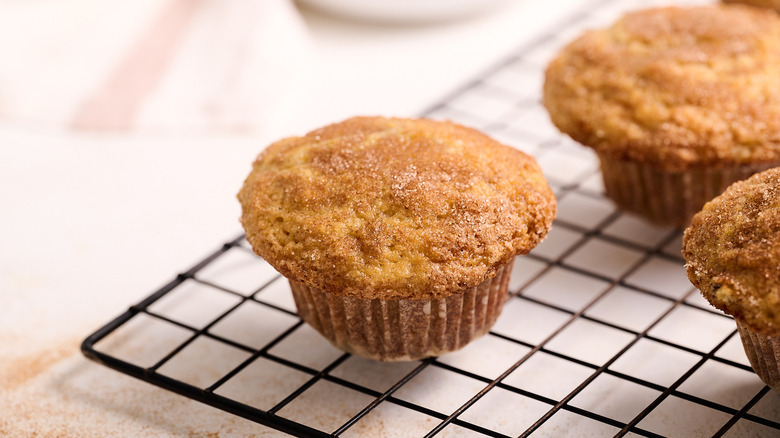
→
(544, 4, 780, 227)
(683, 167, 780, 392)
(724, 0, 780, 13)
(238, 116, 556, 361)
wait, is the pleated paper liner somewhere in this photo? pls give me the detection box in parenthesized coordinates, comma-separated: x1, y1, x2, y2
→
(289, 259, 514, 361)
(736, 319, 780, 394)
(598, 155, 780, 228)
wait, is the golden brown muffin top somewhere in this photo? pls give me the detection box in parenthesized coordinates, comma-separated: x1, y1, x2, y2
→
(544, 5, 780, 171)
(238, 117, 556, 300)
(724, 0, 780, 12)
(682, 167, 780, 336)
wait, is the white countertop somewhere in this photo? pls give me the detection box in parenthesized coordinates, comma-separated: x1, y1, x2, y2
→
(1, 0, 589, 436)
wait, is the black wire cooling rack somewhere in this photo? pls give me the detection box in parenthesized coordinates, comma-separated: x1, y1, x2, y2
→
(81, 0, 780, 436)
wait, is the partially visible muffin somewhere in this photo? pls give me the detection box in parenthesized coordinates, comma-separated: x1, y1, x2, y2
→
(238, 116, 556, 361)
(683, 167, 780, 392)
(544, 4, 780, 227)
(724, 0, 780, 13)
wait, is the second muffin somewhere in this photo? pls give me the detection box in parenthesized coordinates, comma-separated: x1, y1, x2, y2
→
(544, 4, 780, 227)
(683, 167, 780, 392)
(238, 116, 556, 361)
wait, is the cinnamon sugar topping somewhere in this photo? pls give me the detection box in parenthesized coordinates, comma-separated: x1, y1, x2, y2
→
(544, 4, 780, 171)
(238, 117, 555, 299)
(683, 167, 780, 335)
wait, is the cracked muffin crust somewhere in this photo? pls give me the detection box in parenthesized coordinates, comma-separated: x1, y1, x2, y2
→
(683, 167, 780, 336)
(238, 116, 555, 300)
(724, 0, 780, 13)
(543, 4, 780, 226)
(544, 4, 780, 171)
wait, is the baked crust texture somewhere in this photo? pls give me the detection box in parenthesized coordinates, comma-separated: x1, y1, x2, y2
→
(723, 0, 780, 12)
(544, 5, 780, 171)
(683, 167, 780, 336)
(238, 117, 556, 300)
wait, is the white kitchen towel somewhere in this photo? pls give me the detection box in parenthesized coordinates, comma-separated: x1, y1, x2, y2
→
(0, 0, 311, 134)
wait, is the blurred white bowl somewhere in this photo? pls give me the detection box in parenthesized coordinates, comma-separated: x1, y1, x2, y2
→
(297, 0, 512, 23)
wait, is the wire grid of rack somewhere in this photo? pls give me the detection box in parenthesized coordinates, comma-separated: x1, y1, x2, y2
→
(81, 0, 780, 436)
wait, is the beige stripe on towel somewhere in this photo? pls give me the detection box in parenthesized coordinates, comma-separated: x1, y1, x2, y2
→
(71, 0, 200, 131)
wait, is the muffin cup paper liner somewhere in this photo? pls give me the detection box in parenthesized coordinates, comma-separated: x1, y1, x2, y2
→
(598, 155, 779, 227)
(736, 319, 780, 393)
(288, 260, 514, 361)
